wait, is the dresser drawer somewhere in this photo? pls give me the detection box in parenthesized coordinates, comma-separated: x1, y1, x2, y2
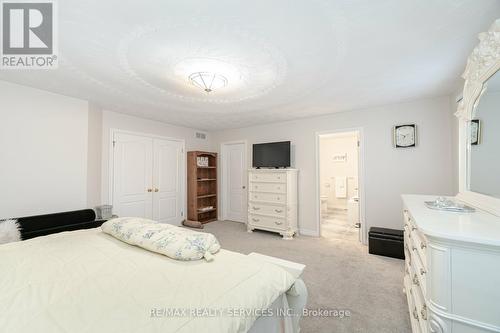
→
(250, 172, 286, 183)
(248, 214, 286, 231)
(410, 227, 427, 269)
(410, 247, 427, 297)
(249, 203, 286, 218)
(250, 192, 286, 204)
(405, 275, 422, 333)
(250, 182, 286, 193)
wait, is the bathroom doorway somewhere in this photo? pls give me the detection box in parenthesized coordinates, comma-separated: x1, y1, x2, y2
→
(316, 129, 365, 243)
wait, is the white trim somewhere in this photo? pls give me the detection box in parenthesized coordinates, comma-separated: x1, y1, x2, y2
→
(108, 128, 186, 221)
(220, 140, 248, 223)
(315, 128, 367, 244)
(299, 228, 318, 237)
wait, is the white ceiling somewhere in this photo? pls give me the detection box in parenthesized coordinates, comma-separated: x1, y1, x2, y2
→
(1, 0, 499, 131)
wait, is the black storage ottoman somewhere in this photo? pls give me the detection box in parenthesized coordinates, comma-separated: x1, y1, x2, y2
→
(368, 227, 404, 259)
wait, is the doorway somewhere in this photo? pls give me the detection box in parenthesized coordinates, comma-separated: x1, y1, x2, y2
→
(316, 129, 366, 243)
(111, 130, 185, 225)
(220, 141, 248, 223)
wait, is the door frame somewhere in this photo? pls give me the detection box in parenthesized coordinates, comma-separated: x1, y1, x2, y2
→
(108, 128, 186, 221)
(220, 140, 248, 223)
(315, 128, 367, 244)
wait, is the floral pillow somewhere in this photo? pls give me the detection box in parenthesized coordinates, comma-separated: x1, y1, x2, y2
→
(101, 217, 220, 261)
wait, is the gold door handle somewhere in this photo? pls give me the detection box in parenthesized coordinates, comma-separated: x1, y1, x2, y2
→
(147, 188, 153, 192)
(154, 188, 159, 192)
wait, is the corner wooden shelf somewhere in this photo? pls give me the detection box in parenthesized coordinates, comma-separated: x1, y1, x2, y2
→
(187, 151, 218, 224)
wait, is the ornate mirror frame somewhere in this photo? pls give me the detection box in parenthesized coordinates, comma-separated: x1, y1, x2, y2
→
(455, 19, 500, 216)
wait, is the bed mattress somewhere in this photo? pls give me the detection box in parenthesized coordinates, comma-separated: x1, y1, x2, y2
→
(0, 228, 296, 333)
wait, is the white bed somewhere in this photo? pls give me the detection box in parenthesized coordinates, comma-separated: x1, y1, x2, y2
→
(0, 228, 307, 333)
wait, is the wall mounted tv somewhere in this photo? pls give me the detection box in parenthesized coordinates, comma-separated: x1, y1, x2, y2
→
(252, 141, 291, 168)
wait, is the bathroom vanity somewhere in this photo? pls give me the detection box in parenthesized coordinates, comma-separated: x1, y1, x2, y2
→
(402, 19, 500, 333)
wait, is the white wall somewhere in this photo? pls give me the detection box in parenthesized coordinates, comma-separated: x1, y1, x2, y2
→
(212, 96, 455, 236)
(86, 103, 103, 208)
(100, 110, 212, 204)
(319, 134, 358, 209)
(0, 81, 89, 219)
(0, 82, 213, 218)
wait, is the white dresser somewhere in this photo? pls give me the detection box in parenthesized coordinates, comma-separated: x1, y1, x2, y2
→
(247, 169, 298, 239)
(402, 195, 500, 333)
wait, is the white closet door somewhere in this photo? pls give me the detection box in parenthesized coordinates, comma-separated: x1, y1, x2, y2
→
(113, 133, 153, 218)
(225, 142, 247, 223)
(152, 138, 184, 225)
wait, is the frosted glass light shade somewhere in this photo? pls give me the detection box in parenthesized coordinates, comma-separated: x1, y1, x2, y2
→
(189, 72, 228, 93)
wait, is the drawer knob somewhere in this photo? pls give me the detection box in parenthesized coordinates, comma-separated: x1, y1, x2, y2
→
(252, 218, 260, 222)
(275, 221, 283, 225)
(420, 268, 426, 276)
(413, 274, 420, 286)
(275, 209, 283, 213)
(412, 246, 417, 251)
(413, 307, 419, 321)
(252, 207, 260, 210)
(412, 226, 417, 231)
(420, 243, 426, 250)
(421, 305, 427, 320)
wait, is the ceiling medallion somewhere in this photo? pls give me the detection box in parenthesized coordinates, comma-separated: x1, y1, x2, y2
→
(189, 72, 228, 93)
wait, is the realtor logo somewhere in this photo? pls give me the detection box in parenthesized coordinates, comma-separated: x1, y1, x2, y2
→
(1, 1, 57, 69)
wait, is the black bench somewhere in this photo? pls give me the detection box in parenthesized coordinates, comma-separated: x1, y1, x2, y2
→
(16, 209, 107, 240)
(368, 227, 404, 259)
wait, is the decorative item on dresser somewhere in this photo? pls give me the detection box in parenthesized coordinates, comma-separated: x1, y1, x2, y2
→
(402, 195, 500, 333)
(187, 151, 218, 224)
(247, 168, 298, 239)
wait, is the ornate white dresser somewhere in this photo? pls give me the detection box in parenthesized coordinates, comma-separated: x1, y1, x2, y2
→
(402, 195, 500, 333)
(247, 169, 298, 239)
(402, 19, 500, 332)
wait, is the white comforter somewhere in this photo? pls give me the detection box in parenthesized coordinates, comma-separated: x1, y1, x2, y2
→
(0, 228, 296, 333)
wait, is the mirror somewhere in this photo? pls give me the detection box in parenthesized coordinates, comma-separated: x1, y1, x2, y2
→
(467, 70, 500, 198)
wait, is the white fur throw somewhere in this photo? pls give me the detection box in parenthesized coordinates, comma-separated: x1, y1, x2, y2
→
(0, 219, 21, 244)
(101, 217, 220, 262)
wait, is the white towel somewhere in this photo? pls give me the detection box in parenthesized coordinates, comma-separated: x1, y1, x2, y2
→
(335, 177, 347, 198)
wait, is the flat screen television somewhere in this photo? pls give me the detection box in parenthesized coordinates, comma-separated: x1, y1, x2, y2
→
(252, 141, 291, 168)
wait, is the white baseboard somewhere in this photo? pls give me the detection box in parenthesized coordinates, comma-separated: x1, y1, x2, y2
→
(299, 228, 319, 237)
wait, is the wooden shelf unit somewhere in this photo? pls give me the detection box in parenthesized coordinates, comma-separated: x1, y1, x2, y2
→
(187, 151, 218, 224)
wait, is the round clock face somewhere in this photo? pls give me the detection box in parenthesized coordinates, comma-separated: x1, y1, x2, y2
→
(395, 125, 415, 147)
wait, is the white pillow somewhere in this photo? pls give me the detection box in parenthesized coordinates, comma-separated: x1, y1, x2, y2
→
(101, 217, 220, 261)
(0, 219, 21, 244)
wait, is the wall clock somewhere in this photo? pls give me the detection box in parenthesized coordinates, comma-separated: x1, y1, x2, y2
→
(393, 124, 417, 148)
(470, 119, 481, 145)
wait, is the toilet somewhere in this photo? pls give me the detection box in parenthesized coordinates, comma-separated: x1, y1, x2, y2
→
(320, 196, 329, 217)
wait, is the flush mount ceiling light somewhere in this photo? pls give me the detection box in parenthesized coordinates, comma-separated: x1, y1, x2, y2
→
(189, 72, 228, 93)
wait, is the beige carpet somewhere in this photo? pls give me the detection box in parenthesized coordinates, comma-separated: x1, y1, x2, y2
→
(200, 220, 411, 333)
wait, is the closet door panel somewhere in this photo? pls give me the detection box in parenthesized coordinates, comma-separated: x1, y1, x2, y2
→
(113, 133, 153, 218)
(153, 139, 183, 225)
